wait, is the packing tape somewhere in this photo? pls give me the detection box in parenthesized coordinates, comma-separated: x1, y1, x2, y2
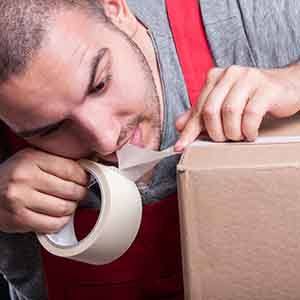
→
(37, 135, 300, 265)
(191, 135, 300, 147)
(37, 159, 142, 265)
(37, 144, 176, 265)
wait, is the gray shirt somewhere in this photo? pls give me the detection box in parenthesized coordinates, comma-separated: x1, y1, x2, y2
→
(131, 0, 300, 203)
(128, 0, 190, 204)
(200, 0, 300, 68)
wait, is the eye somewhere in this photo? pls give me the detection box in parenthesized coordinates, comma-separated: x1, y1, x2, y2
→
(89, 75, 111, 96)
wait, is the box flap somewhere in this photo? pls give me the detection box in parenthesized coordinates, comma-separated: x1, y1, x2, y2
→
(178, 115, 300, 171)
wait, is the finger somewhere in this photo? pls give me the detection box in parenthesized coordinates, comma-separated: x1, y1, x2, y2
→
(242, 91, 271, 141)
(25, 189, 78, 217)
(221, 78, 257, 141)
(175, 68, 225, 150)
(33, 169, 88, 202)
(176, 110, 192, 132)
(174, 113, 202, 152)
(32, 150, 88, 186)
(23, 210, 71, 234)
(7, 207, 71, 234)
(202, 66, 246, 142)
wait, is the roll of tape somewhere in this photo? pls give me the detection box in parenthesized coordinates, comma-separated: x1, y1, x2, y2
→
(37, 159, 143, 265)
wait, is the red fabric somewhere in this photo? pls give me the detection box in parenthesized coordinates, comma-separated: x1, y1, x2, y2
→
(0, 122, 28, 155)
(44, 195, 184, 300)
(166, 0, 214, 107)
(1, 0, 215, 299)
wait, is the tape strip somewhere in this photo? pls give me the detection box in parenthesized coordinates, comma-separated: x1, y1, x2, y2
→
(191, 136, 300, 147)
(37, 136, 300, 265)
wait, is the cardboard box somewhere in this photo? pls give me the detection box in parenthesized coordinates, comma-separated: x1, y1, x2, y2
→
(177, 115, 300, 300)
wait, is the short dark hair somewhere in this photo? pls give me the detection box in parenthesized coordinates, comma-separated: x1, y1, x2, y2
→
(0, 0, 108, 83)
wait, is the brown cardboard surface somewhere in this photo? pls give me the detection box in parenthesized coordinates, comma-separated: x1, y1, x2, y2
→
(180, 143, 300, 170)
(177, 115, 300, 300)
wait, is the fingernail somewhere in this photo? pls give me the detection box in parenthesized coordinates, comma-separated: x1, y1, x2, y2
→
(174, 142, 184, 152)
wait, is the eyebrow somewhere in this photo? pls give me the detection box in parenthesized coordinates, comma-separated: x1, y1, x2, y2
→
(16, 48, 108, 139)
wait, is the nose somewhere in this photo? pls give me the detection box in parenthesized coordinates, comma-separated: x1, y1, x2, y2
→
(72, 107, 121, 156)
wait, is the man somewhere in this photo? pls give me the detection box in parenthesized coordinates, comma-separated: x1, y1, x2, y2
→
(1, 0, 300, 299)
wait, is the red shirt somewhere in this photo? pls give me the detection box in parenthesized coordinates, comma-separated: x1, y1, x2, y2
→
(166, 0, 214, 107)
(1, 1, 214, 299)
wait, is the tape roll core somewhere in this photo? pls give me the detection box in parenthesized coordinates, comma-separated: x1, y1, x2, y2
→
(37, 159, 143, 265)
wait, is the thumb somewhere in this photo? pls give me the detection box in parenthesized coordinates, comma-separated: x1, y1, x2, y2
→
(175, 109, 193, 132)
(175, 110, 203, 152)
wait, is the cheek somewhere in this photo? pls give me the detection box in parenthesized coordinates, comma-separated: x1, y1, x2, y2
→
(109, 78, 147, 114)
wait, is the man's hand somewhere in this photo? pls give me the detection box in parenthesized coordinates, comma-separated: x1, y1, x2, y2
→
(0, 148, 88, 234)
(175, 65, 300, 151)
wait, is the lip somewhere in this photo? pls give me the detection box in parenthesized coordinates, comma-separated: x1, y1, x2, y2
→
(92, 126, 144, 165)
(130, 126, 144, 148)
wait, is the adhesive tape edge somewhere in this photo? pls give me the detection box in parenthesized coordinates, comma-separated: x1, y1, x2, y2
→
(37, 160, 142, 265)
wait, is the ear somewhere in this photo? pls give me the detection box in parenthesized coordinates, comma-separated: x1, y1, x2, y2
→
(100, 0, 138, 37)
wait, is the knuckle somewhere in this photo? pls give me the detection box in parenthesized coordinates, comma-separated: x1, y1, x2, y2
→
(66, 182, 81, 199)
(207, 68, 222, 83)
(4, 183, 18, 203)
(8, 156, 38, 183)
(64, 162, 78, 180)
(17, 148, 37, 161)
(203, 105, 217, 120)
(19, 147, 34, 156)
(246, 67, 259, 78)
(59, 201, 74, 216)
(10, 165, 28, 182)
(246, 68, 263, 85)
(222, 103, 236, 115)
(226, 65, 244, 75)
(244, 106, 260, 118)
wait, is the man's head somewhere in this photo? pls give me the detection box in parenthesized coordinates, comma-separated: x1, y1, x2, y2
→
(0, 0, 162, 160)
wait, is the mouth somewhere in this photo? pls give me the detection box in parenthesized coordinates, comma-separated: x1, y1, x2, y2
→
(91, 125, 144, 166)
(129, 125, 144, 148)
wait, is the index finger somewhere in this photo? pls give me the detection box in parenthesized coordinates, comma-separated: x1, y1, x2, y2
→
(33, 151, 89, 186)
(175, 68, 225, 151)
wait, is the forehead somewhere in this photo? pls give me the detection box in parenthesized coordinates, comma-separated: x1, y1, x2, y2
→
(0, 9, 110, 130)
(36, 8, 108, 99)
